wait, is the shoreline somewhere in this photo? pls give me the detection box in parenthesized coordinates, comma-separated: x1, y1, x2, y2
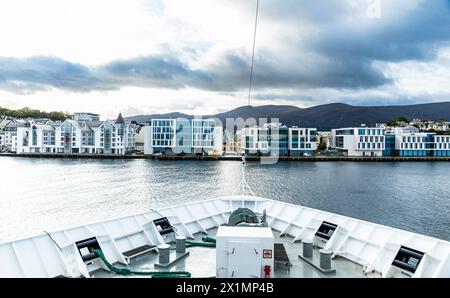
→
(1, 152, 450, 162)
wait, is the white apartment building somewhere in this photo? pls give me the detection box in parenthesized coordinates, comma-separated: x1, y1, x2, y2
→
(0, 120, 24, 152)
(0, 119, 8, 150)
(16, 113, 137, 155)
(331, 127, 385, 157)
(144, 118, 223, 156)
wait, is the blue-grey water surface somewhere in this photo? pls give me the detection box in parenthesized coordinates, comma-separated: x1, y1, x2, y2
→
(0, 157, 449, 242)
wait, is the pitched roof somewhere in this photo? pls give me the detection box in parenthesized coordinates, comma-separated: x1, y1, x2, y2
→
(116, 113, 124, 124)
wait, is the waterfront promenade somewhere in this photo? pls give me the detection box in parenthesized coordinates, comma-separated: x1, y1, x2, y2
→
(1, 152, 450, 162)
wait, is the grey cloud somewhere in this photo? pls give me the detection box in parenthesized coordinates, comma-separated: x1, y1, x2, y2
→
(202, 50, 390, 90)
(0, 56, 101, 93)
(239, 0, 354, 25)
(0, 55, 213, 93)
(310, 1, 450, 62)
(0, 1, 450, 96)
(98, 55, 213, 90)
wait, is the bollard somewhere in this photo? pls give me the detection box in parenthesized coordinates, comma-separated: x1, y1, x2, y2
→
(320, 249, 332, 270)
(303, 239, 313, 258)
(158, 244, 170, 264)
(176, 235, 186, 254)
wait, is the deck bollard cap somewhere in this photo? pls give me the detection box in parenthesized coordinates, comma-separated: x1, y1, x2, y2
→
(319, 249, 332, 255)
(158, 244, 170, 250)
(176, 235, 186, 240)
(303, 239, 313, 244)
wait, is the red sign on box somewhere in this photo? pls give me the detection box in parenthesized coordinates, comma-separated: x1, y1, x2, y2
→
(263, 249, 272, 259)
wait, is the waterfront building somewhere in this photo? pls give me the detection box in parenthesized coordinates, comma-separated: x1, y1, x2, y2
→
(224, 129, 242, 155)
(433, 135, 450, 156)
(0, 119, 7, 150)
(0, 119, 25, 152)
(391, 126, 450, 157)
(16, 113, 137, 155)
(239, 126, 268, 156)
(143, 118, 223, 156)
(239, 123, 315, 157)
(331, 126, 385, 157)
(318, 131, 332, 149)
(288, 127, 318, 156)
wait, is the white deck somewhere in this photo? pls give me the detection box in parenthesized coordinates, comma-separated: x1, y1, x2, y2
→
(91, 228, 372, 278)
(1, 196, 449, 278)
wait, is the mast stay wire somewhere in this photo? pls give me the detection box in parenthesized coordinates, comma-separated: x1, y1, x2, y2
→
(248, 0, 259, 107)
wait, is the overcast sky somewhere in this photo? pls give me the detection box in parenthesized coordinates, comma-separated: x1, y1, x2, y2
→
(0, 0, 449, 119)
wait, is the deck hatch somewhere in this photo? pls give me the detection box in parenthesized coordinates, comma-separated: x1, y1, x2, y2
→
(315, 221, 337, 240)
(153, 217, 174, 235)
(274, 243, 292, 271)
(75, 237, 101, 262)
(392, 246, 424, 274)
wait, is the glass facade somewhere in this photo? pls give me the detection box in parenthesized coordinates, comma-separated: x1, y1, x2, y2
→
(336, 129, 354, 135)
(394, 133, 450, 157)
(152, 120, 174, 147)
(192, 119, 215, 148)
(289, 128, 318, 156)
(383, 134, 395, 156)
(151, 118, 220, 155)
(269, 127, 289, 156)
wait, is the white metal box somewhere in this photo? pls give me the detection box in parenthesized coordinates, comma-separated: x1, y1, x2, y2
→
(216, 226, 274, 278)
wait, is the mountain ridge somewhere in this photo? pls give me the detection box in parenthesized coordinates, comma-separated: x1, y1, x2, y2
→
(126, 102, 450, 130)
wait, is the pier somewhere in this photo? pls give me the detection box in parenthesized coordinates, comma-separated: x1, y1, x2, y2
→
(1, 152, 450, 162)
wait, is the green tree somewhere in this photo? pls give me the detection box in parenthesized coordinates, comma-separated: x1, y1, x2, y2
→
(387, 116, 410, 127)
(0, 106, 71, 121)
(317, 142, 327, 151)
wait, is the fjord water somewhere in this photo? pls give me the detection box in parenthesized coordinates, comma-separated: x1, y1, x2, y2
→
(0, 157, 449, 242)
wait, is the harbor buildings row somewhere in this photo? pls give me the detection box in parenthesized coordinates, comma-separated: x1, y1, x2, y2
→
(2, 113, 139, 155)
(331, 126, 450, 157)
(142, 119, 319, 157)
(3, 112, 450, 158)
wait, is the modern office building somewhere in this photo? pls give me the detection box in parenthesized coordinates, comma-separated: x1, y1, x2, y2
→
(144, 118, 223, 156)
(239, 126, 268, 155)
(288, 127, 318, 156)
(16, 113, 137, 155)
(331, 127, 385, 157)
(239, 123, 316, 157)
(391, 126, 450, 157)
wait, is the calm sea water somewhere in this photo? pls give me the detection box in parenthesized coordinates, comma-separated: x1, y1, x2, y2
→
(0, 157, 449, 242)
